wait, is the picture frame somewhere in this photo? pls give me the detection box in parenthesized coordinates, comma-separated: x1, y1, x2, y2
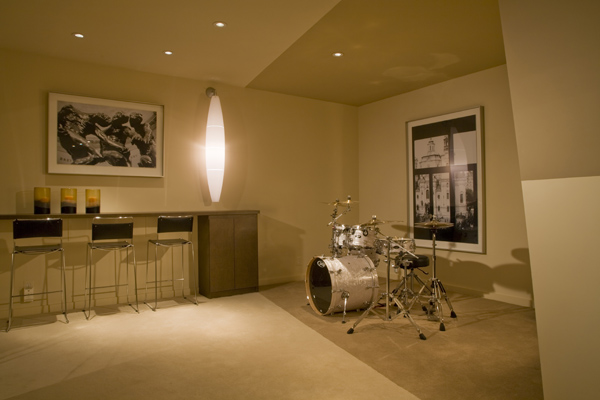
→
(407, 107, 485, 253)
(48, 92, 164, 177)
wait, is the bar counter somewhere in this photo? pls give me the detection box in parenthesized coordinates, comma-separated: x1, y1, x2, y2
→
(0, 210, 260, 301)
(0, 210, 259, 220)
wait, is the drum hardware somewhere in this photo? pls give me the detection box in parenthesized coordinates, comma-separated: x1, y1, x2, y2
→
(414, 216, 458, 331)
(340, 291, 350, 323)
(326, 196, 356, 258)
(346, 237, 427, 340)
(391, 255, 430, 313)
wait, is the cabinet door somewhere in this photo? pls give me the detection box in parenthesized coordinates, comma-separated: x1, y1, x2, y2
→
(234, 214, 258, 290)
(198, 213, 259, 297)
(208, 216, 236, 292)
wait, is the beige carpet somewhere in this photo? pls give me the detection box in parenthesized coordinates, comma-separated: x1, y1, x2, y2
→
(262, 280, 543, 400)
(1, 293, 420, 400)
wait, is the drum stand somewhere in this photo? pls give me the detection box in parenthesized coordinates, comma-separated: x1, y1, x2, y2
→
(417, 226, 457, 331)
(347, 241, 427, 340)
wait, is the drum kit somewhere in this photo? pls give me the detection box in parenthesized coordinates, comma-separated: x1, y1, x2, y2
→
(305, 196, 458, 339)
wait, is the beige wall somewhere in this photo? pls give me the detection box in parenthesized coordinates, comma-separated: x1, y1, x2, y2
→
(358, 65, 532, 307)
(0, 48, 358, 316)
(500, 0, 600, 399)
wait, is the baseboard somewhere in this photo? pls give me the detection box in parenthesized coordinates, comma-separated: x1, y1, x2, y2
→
(259, 274, 305, 287)
(443, 283, 534, 308)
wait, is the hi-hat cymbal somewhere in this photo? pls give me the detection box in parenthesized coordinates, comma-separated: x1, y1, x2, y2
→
(414, 220, 454, 229)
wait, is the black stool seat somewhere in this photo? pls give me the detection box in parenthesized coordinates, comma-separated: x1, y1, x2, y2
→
(399, 254, 429, 269)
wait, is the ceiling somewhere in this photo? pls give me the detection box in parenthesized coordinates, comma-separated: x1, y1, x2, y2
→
(0, 0, 505, 106)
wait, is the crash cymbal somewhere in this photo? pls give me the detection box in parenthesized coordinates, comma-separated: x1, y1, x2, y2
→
(415, 220, 454, 229)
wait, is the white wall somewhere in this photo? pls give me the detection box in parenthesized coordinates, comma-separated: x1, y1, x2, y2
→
(499, 0, 600, 398)
(358, 65, 533, 307)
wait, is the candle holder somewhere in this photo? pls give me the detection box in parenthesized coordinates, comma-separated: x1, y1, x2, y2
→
(85, 189, 101, 214)
(61, 188, 77, 214)
(34, 187, 51, 214)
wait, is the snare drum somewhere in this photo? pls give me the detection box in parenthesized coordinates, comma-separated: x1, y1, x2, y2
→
(395, 238, 416, 254)
(376, 238, 416, 255)
(306, 255, 378, 315)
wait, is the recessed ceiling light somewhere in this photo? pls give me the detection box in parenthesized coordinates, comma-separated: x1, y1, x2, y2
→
(213, 21, 226, 28)
(72, 32, 84, 38)
(164, 51, 173, 55)
(332, 52, 344, 57)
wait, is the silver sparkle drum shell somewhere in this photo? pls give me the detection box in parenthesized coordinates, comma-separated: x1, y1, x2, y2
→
(305, 255, 378, 316)
(376, 237, 416, 255)
(346, 225, 377, 249)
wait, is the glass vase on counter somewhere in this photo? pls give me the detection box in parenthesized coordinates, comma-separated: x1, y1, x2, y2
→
(61, 188, 77, 214)
(34, 187, 51, 214)
(85, 189, 101, 213)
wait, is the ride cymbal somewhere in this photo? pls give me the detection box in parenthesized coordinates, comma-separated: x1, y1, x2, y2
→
(414, 220, 454, 229)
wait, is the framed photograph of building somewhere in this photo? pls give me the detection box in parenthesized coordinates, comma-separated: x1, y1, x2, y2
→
(48, 92, 164, 177)
(407, 107, 485, 253)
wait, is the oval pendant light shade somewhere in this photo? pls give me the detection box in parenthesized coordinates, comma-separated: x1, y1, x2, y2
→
(205, 88, 225, 202)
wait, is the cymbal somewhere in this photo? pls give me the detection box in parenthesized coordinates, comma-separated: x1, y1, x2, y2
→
(360, 215, 392, 226)
(325, 199, 358, 206)
(414, 220, 454, 229)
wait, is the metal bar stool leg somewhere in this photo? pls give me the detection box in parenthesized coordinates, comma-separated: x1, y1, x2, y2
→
(190, 245, 198, 305)
(7, 253, 16, 332)
(180, 246, 186, 299)
(130, 247, 139, 313)
(60, 249, 69, 323)
(84, 244, 93, 320)
(154, 244, 159, 310)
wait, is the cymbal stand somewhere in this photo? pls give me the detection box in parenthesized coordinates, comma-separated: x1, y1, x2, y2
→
(328, 197, 353, 258)
(418, 226, 457, 331)
(347, 239, 426, 340)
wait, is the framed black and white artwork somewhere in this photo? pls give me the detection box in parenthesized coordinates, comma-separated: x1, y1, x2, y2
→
(407, 107, 485, 253)
(48, 92, 164, 177)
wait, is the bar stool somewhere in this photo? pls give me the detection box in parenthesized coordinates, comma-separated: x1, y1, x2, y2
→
(84, 217, 139, 319)
(8, 218, 69, 331)
(145, 215, 198, 311)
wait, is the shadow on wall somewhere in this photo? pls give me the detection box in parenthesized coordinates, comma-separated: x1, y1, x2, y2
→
(259, 215, 305, 286)
(433, 248, 533, 303)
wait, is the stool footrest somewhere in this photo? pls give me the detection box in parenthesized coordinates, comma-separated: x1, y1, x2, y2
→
(10, 289, 63, 298)
(86, 283, 129, 290)
(146, 278, 185, 284)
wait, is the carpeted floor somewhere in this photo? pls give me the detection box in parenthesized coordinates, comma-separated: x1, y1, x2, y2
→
(261, 280, 543, 400)
(1, 280, 543, 400)
(1, 294, 419, 400)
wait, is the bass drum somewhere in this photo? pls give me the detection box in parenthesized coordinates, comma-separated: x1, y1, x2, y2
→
(305, 255, 378, 316)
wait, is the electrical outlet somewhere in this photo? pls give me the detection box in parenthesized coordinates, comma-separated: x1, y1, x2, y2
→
(24, 283, 34, 302)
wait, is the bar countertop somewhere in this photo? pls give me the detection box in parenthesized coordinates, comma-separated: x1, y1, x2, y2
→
(0, 210, 259, 220)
